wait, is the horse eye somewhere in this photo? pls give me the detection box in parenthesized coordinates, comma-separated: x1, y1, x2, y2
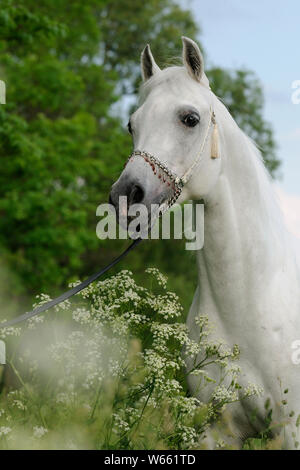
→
(127, 121, 132, 134)
(181, 113, 200, 128)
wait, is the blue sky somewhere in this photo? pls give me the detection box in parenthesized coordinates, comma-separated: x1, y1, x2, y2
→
(187, 0, 300, 196)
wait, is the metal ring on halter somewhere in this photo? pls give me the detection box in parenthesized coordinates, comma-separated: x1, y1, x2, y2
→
(126, 150, 185, 208)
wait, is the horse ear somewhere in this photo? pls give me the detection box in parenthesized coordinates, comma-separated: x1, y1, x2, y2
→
(182, 36, 204, 82)
(141, 44, 160, 81)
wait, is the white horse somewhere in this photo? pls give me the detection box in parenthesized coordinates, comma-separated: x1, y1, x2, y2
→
(109, 37, 300, 449)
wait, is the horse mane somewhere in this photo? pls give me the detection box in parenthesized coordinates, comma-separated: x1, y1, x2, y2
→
(139, 66, 288, 243)
(214, 93, 287, 238)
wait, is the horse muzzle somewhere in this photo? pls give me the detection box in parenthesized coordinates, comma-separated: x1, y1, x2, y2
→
(109, 150, 183, 234)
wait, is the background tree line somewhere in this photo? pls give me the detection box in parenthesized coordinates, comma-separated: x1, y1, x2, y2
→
(0, 0, 280, 313)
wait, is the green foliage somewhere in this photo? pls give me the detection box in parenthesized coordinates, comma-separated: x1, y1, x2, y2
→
(0, 0, 65, 49)
(0, 0, 129, 297)
(0, 1, 286, 451)
(99, 0, 199, 92)
(0, 0, 280, 313)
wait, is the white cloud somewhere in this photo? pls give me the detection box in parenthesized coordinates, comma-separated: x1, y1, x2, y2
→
(274, 185, 300, 239)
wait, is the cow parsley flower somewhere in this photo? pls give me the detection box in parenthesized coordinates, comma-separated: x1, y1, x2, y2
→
(0, 268, 265, 450)
(243, 383, 264, 398)
(33, 426, 48, 438)
(0, 427, 11, 437)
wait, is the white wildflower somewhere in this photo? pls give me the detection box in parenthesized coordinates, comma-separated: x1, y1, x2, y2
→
(0, 426, 11, 437)
(33, 426, 48, 438)
(212, 386, 238, 404)
(244, 383, 264, 398)
(12, 400, 27, 411)
(145, 267, 168, 289)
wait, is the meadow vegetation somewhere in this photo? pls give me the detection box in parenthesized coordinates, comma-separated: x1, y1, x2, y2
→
(0, 269, 265, 450)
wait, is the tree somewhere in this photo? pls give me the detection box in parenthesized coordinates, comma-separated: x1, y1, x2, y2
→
(0, 0, 127, 298)
(99, 0, 199, 90)
(0, 0, 202, 299)
(0, 0, 280, 311)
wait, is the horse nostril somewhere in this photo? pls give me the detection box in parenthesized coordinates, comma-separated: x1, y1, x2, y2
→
(130, 184, 144, 204)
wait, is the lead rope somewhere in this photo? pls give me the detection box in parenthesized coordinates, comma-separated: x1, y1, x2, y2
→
(0, 238, 142, 329)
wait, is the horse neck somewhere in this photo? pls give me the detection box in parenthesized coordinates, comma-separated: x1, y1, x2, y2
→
(197, 100, 287, 319)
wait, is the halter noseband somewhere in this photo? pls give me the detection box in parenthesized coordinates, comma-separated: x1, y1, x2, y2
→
(125, 107, 218, 210)
(126, 150, 185, 208)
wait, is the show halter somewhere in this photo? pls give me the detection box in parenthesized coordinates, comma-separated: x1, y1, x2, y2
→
(126, 107, 219, 208)
(0, 107, 219, 330)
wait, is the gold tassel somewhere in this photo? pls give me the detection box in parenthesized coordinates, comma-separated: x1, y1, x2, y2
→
(211, 112, 219, 159)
